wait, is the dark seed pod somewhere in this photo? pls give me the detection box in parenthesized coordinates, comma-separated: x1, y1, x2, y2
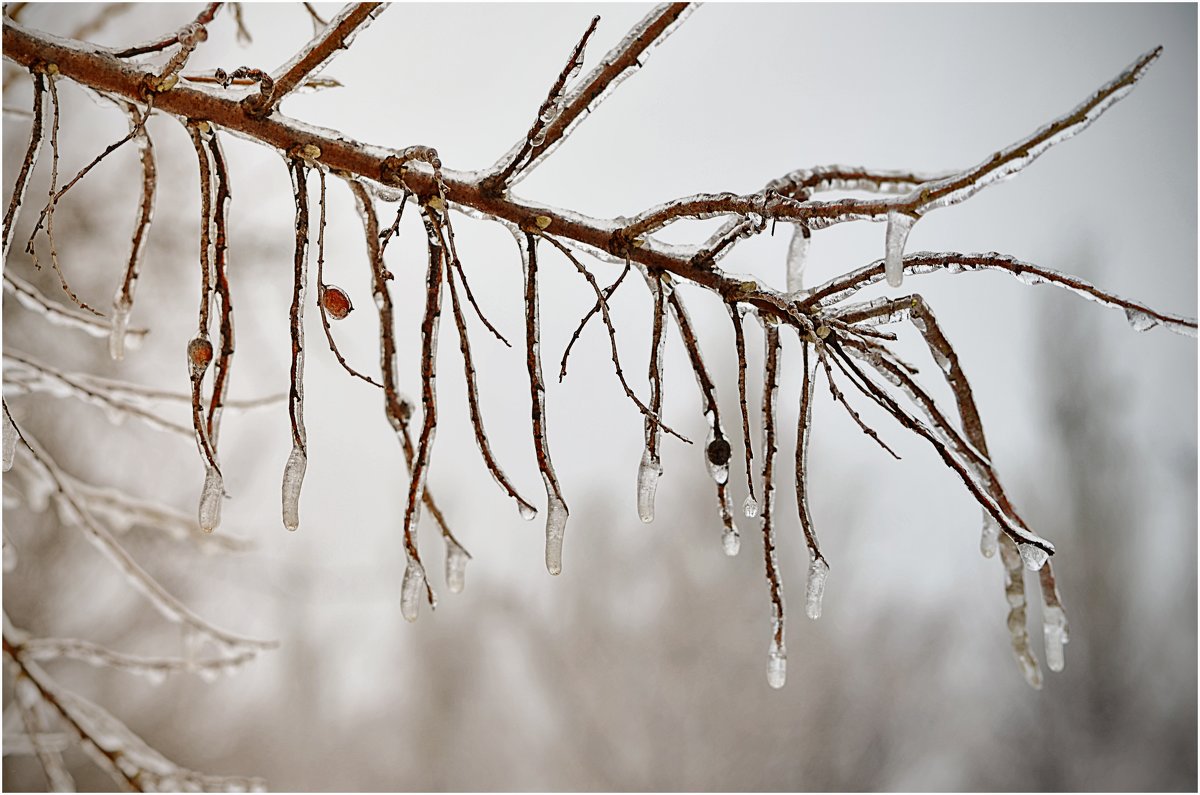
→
(187, 336, 213, 380)
(707, 437, 732, 467)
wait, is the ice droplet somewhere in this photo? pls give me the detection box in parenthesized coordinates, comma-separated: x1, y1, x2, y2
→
(766, 638, 787, 689)
(281, 445, 307, 531)
(980, 512, 1001, 559)
(400, 559, 426, 622)
(544, 494, 568, 575)
(1124, 307, 1158, 332)
(1043, 604, 1069, 672)
(530, 129, 547, 148)
(539, 101, 561, 123)
(742, 495, 759, 518)
(2, 409, 17, 472)
(636, 446, 662, 523)
(198, 466, 223, 533)
(444, 538, 469, 594)
(884, 210, 915, 288)
(517, 501, 537, 521)
(109, 300, 131, 361)
(1019, 543, 1049, 571)
(785, 223, 810, 294)
(805, 556, 829, 620)
(722, 527, 740, 556)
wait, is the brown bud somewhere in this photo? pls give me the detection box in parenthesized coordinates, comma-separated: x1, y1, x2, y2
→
(188, 336, 213, 379)
(707, 438, 732, 467)
(321, 285, 353, 320)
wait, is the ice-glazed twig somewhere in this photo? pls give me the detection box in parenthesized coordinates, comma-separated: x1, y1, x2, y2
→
(813, 342, 901, 460)
(314, 169, 381, 388)
(795, 341, 825, 563)
(3, 69, 43, 262)
(668, 289, 739, 554)
(765, 164, 953, 202)
(759, 323, 786, 688)
(803, 251, 1197, 337)
(282, 156, 310, 531)
(435, 197, 512, 348)
(4, 628, 267, 792)
(728, 303, 758, 517)
(12, 662, 75, 792)
(108, 100, 157, 361)
(487, 14, 600, 191)
(826, 341, 1055, 558)
(998, 535, 1043, 689)
(3, 408, 275, 652)
(266, 3, 384, 114)
(204, 127, 234, 450)
(3, 271, 149, 344)
(538, 233, 690, 444)
(17, 635, 258, 680)
(443, 231, 537, 519)
(636, 269, 669, 522)
(485, 4, 693, 192)
(111, 2, 220, 58)
(559, 257, 630, 380)
(397, 206, 447, 621)
(3, 350, 193, 437)
(1038, 562, 1069, 673)
(521, 232, 570, 575)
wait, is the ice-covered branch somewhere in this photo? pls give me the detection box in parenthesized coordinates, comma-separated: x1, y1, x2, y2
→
(265, 2, 383, 114)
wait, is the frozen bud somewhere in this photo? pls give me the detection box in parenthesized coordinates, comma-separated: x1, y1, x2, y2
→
(815, 325, 831, 339)
(534, 215, 553, 230)
(301, 143, 322, 161)
(187, 336, 213, 380)
(427, 195, 445, 211)
(320, 285, 354, 320)
(196, 120, 212, 135)
(156, 73, 178, 92)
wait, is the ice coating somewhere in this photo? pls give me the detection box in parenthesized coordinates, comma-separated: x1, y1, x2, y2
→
(1042, 604, 1068, 672)
(805, 556, 829, 620)
(786, 223, 810, 294)
(636, 446, 662, 523)
(197, 466, 222, 533)
(3, 407, 17, 472)
(444, 538, 469, 594)
(742, 495, 759, 518)
(980, 512, 1001, 558)
(766, 637, 787, 689)
(281, 445, 307, 531)
(108, 299, 131, 361)
(1019, 542, 1049, 571)
(544, 492, 568, 575)
(400, 558, 426, 622)
(705, 421, 730, 485)
(884, 210, 914, 288)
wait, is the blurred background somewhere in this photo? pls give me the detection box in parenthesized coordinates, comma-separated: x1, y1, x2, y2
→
(3, 3, 1196, 791)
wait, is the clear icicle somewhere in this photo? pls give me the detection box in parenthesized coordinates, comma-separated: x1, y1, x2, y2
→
(400, 558, 426, 622)
(722, 526, 740, 556)
(545, 492, 568, 575)
(786, 223, 810, 294)
(884, 210, 915, 288)
(1124, 307, 1157, 332)
(109, 299, 131, 361)
(1043, 604, 1069, 672)
(636, 446, 662, 523)
(766, 637, 787, 689)
(980, 511, 1001, 558)
(197, 466, 223, 533)
(517, 502, 537, 521)
(281, 445, 307, 531)
(1000, 538, 1043, 689)
(743, 495, 759, 518)
(1019, 542, 1049, 571)
(805, 556, 829, 619)
(3, 409, 17, 472)
(444, 537, 469, 594)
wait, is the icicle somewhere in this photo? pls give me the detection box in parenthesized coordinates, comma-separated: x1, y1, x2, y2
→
(884, 210, 915, 288)
(3, 409, 17, 472)
(518, 502, 537, 521)
(198, 466, 223, 533)
(743, 495, 759, 518)
(400, 558, 426, 622)
(1000, 538, 1043, 689)
(109, 298, 131, 361)
(1019, 542, 1049, 571)
(281, 445, 306, 531)
(1043, 604, 1068, 672)
(1124, 307, 1157, 332)
(636, 446, 662, 523)
(722, 527, 740, 556)
(805, 556, 829, 619)
(786, 223, 810, 294)
(444, 537, 469, 594)
(766, 637, 787, 689)
(705, 421, 731, 485)
(980, 511, 1000, 558)
(545, 492, 568, 575)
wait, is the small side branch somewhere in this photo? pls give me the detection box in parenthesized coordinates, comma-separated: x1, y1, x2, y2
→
(266, 3, 384, 115)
